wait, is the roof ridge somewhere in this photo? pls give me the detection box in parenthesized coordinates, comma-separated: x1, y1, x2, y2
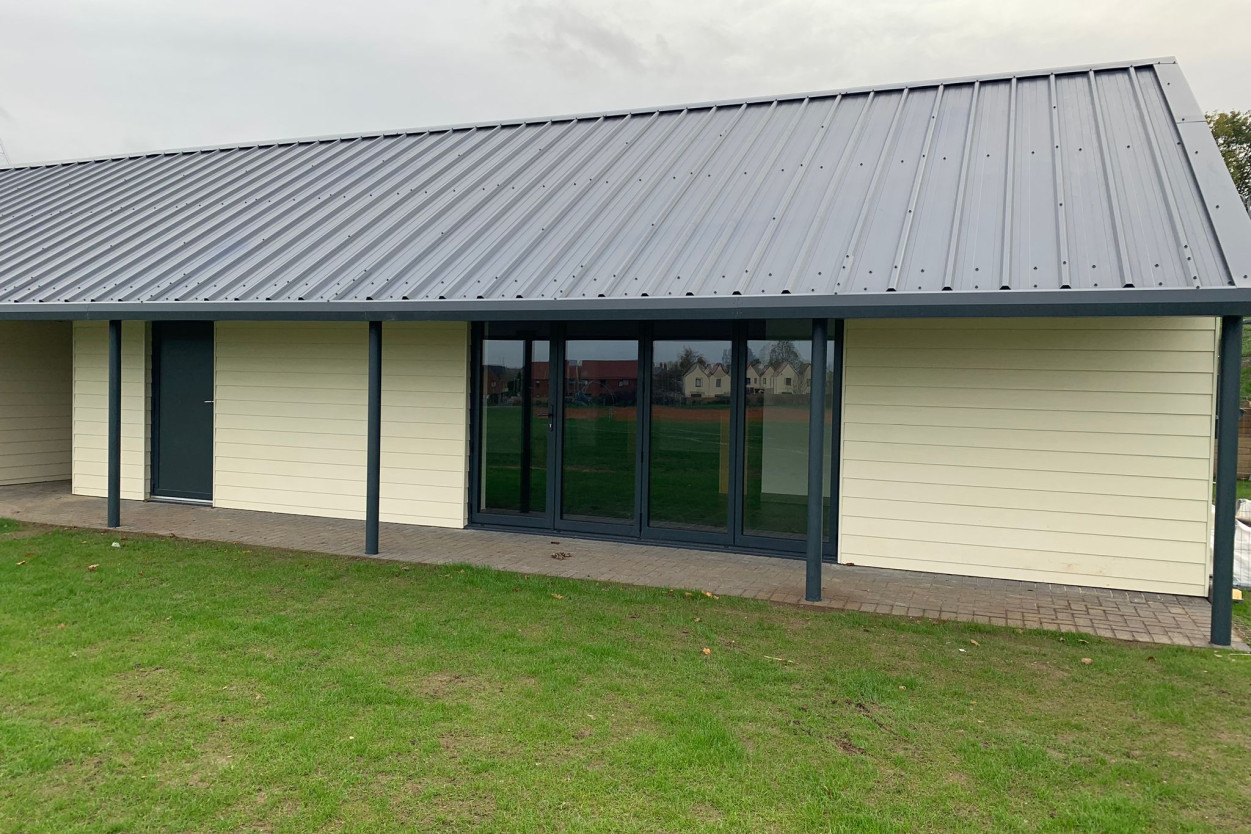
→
(0, 56, 1176, 172)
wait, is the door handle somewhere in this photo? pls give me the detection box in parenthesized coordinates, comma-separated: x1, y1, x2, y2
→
(204, 400, 215, 404)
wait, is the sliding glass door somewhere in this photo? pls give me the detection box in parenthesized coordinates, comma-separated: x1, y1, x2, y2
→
(647, 324, 734, 539)
(476, 325, 551, 524)
(561, 335, 639, 526)
(472, 320, 837, 555)
(742, 320, 814, 541)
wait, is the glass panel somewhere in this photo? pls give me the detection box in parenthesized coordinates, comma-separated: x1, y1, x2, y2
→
(743, 321, 813, 539)
(480, 338, 548, 515)
(649, 339, 733, 532)
(562, 340, 639, 523)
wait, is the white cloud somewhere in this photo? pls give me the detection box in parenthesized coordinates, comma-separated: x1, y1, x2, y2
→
(0, 0, 1246, 164)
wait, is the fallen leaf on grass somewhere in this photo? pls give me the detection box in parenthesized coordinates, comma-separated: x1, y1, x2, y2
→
(684, 592, 693, 598)
(702, 591, 719, 599)
(1081, 657, 1093, 665)
(16, 560, 26, 566)
(56, 623, 66, 629)
(701, 647, 712, 656)
(763, 655, 795, 664)
(87, 564, 99, 571)
(969, 640, 980, 646)
(551, 593, 564, 600)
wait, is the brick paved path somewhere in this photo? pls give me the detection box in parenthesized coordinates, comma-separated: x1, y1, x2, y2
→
(0, 481, 1240, 650)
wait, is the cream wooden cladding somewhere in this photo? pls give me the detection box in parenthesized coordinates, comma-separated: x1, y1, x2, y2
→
(71, 321, 150, 500)
(838, 317, 1218, 596)
(213, 321, 469, 527)
(0, 321, 72, 486)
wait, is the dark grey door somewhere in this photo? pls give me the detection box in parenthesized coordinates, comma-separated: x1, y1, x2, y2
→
(152, 322, 214, 501)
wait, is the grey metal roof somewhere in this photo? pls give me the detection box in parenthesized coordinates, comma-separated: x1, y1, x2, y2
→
(1, 57, 1249, 320)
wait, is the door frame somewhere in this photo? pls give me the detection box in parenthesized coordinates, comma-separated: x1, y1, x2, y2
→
(468, 320, 835, 558)
(468, 322, 556, 529)
(150, 320, 215, 503)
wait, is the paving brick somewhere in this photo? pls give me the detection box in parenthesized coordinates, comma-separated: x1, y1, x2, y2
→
(0, 480, 1240, 651)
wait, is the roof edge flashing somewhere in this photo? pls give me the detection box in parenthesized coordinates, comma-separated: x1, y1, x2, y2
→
(2, 285, 1250, 322)
(0, 57, 1179, 172)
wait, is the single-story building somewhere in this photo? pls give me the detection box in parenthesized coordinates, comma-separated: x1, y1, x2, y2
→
(1, 58, 1249, 644)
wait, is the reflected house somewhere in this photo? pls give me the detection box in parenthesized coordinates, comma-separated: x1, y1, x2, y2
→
(530, 360, 551, 399)
(747, 360, 811, 396)
(682, 361, 730, 400)
(565, 359, 638, 405)
(482, 364, 516, 405)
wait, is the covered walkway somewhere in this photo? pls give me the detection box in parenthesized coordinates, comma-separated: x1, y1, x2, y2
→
(0, 481, 1237, 650)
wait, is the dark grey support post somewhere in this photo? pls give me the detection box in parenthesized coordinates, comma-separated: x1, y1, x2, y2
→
(1211, 315, 1241, 646)
(365, 320, 383, 555)
(107, 320, 122, 529)
(805, 318, 828, 602)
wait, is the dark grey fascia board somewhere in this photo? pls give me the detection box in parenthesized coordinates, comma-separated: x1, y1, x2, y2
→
(3, 287, 1251, 322)
(1154, 62, 1251, 286)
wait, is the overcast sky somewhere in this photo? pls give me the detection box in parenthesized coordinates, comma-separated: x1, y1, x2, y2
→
(0, 0, 1246, 165)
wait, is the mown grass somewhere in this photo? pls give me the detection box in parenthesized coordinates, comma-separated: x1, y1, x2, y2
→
(1, 521, 1248, 833)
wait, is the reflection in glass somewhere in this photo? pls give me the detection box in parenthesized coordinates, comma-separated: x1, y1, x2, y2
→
(562, 340, 639, 523)
(480, 339, 549, 515)
(744, 321, 815, 539)
(649, 340, 732, 532)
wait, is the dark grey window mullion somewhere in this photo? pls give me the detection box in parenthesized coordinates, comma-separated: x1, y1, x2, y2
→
(728, 321, 747, 544)
(547, 325, 565, 527)
(636, 324, 653, 536)
(519, 338, 534, 514)
(467, 322, 484, 517)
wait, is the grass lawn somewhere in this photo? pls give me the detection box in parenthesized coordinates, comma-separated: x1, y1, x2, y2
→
(1, 523, 1249, 833)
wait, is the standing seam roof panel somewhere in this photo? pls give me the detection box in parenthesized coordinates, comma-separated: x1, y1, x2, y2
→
(0, 59, 1247, 310)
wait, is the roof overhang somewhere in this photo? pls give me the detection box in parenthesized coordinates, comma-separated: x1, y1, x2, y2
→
(3, 287, 1250, 322)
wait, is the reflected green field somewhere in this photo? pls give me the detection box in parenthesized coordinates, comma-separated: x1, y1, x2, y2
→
(482, 405, 826, 538)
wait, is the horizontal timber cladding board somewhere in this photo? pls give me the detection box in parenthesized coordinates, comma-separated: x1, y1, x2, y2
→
(843, 366, 1215, 395)
(838, 317, 1218, 596)
(843, 423, 1212, 459)
(841, 404, 1213, 436)
(845, 328, 1216, 353)
(846, 386, 1211, 415)
(848, 349, 1217, 373)
(379, 321, 470, 528)
(0, 321, 71, 485)
(212, 320, 470, 528)
(72, 321, 149, 499)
